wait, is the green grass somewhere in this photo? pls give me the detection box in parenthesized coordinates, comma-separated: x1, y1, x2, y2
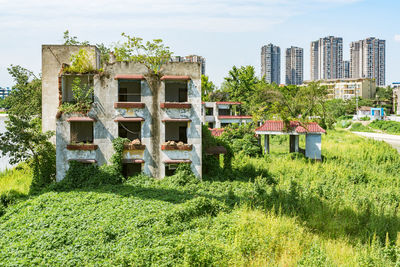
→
(0, 163, 31, 196)
(1, 130, 400, 265)
(350, 122, 372, 132)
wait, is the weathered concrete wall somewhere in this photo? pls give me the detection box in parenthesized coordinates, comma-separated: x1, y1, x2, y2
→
(55, 59, 202, 180)
(42, 45, 100, 140)
(305, 134, 322, 160)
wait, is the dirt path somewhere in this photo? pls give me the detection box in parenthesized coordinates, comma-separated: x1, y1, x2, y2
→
(352, 131, 400, 153)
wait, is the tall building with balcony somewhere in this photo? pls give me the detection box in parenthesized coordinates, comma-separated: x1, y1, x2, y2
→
(261, 44, 281, 84)
(350, 37, 385, 86)
(42, 45, 202, 181)
(285, 46, 303, 85)
(310, 36, 343, 80)
(343, 60, 350, 78)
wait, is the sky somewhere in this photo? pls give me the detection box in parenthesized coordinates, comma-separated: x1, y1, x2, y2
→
(0, 0, 399, 88)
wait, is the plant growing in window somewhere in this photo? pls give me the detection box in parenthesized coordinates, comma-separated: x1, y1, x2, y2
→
(59, 77, 93, 114)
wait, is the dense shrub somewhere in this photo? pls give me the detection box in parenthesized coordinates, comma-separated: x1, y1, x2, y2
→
(370, 120, 400, 134)
(359, 116, 371, 121)
(350, 122, 371, 132)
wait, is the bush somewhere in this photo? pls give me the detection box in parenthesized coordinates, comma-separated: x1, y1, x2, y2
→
(52, 162, 122, 190)
(359, 116, 371, 121)
(164, 164, 199, 187)
(350, 122, 371, 132)
(370, 120, 400, 134)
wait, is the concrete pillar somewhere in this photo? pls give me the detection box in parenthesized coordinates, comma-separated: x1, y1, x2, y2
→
(264, 134, 270, 154)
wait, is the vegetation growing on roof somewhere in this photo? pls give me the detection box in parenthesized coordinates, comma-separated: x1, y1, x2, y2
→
(63, 49, 102, 74)
(113, 33, 172, 74)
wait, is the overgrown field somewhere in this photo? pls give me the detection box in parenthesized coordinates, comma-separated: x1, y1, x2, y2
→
(370, 120, 400, 135)
(1, 130, 400, 266)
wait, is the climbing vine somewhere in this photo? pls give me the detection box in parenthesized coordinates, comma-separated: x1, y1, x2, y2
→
(110, 137, 130, 174)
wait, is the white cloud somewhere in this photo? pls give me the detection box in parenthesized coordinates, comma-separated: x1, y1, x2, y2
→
(395, 34, 400, 43)
(0, 0, 364, 32)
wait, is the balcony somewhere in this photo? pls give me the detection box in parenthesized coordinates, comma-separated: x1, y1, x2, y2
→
(160, 102, 191, 109)
(67, 144, 98, 151)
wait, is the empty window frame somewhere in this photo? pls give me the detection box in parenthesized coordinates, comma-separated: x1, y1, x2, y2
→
(165, 122, 187, 143)
(122, 163, 142, 177)
(118, 80, 141, 102)
(165, 163, 179, 176)
(62, 75, 94, 103)
(165, 81, 188, 102)
(208, 122, 214, 129)
(218, 109, 230, 116)
(70, 122, 94, 143)
(205, 107, 213, 116)
(118, 122, 141, 141)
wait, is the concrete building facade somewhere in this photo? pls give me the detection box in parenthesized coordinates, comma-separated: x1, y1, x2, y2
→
(261, 44, 281, 84)
(350, 37, 386, 86)
(202, 101, 252, 128)
(310, 36, 343, 80)
(171, 55, 206, 75)
(285, 46, 303, 85)
(304, 78, 376, 100)
(42, 45, 202, 181)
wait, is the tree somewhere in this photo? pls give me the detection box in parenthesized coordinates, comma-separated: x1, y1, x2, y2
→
(5, 65, 41, 117)
(201, 75, 215, 101)
(221, 66, 258, 112)
(0, 66, 55, 190)
(255, 82, 333, 129)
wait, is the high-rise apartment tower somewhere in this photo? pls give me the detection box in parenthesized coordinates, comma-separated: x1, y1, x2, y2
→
(310, 36, 343, 80)
(261, 44, 281, 84)
(285, 46, 303, 85)
(350, 37, 385, 86)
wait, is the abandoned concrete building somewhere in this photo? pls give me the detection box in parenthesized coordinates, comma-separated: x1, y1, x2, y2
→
(201, 101, 252, 128)
(42, 45, 202, 181)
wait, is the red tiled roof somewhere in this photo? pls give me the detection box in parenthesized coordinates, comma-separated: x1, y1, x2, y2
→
(255, 120, 326, 134)
(114, 74, 145, 80)
(218, 115, 252, 119)
(210, 128, 225, 137)
(216, 101, 242, 105)
(161, 75, 190, 81)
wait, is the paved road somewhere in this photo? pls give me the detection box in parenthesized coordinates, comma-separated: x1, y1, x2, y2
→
(353, 131, 400, 153)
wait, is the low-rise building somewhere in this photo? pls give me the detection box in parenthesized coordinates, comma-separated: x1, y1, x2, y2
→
(303, 78, 376, 100)
(42, 45, 202, 181)
(356, 106, 385, 120)
(0, 87, 11, 99)
(393, 82, 400, 115)
(202, 101, 252, 128)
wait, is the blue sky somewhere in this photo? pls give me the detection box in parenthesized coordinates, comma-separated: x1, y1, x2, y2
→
(0, 0, 399, 87)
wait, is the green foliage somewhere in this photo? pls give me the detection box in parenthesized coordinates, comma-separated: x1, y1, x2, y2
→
(221, 65, 258, 113)
(5, 65, 41, 117)
(110, 137, 130, 173)
(64, 49, 98, 74)
(165, 163, 199, 187)
(2, 130, 400, 265)
(360, 116, 371, 121)
(58, 77, 93, 114)
(96, 43, 111, 66)
(201, 75, 215, 101)
(113, 33, 172, 74)
(219, 123, 261, 157)
(370, 120, 400, 135)
(63, 30, 89, 45)
(53, 161, 122, 190)
(350, 122, 371, 132)
(336, 119, 352, 129)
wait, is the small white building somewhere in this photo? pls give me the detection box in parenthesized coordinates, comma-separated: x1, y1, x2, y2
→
(202, 101, 252, 128)
(255, 120, 326, 160)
